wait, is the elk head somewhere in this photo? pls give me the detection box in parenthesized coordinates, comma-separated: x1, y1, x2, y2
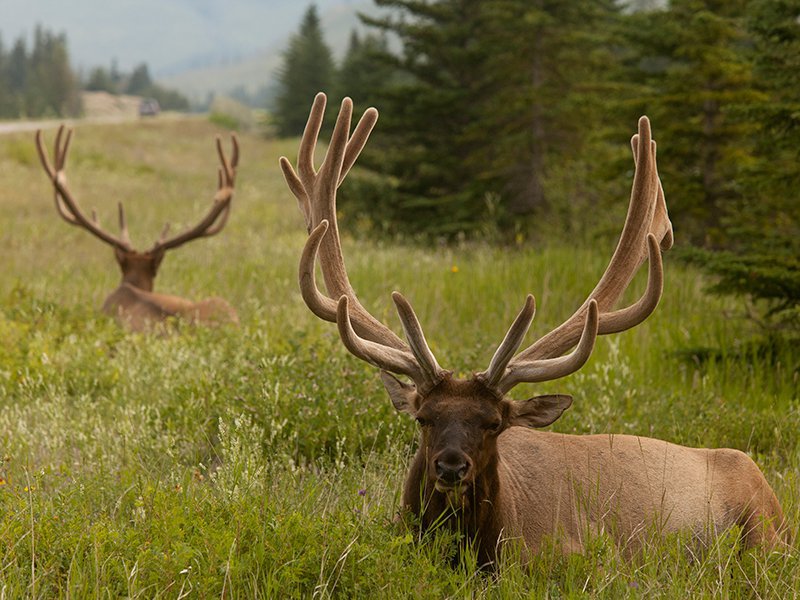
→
(281, 93, 672, 506)
(35, 125, 239, 293)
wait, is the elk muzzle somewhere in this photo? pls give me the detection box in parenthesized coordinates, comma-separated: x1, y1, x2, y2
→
(433, 449, 472, 490)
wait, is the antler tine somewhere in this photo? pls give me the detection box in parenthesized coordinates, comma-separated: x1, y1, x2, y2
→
(201, 201, 232, 237)
(215, 134, 238, 187)
(158, 223, 171, 244)
(148, 134, 238, 253)
(55, 126, 73, 171)
(298, 92, 327, 182)
(280, 156, 310, 229)
(497, 301, 599, 394)
(35, 129, 56, 178)
(299, 220, 339, 322)
(391, 292, 448, 387)
(339, 108, 378, 185)
(118, 202, 132, 247)
(485, 116, 671, 393)
(479, 295, 536, 390)
(35, 126, 133, 251)
(336, 296, 434, 391)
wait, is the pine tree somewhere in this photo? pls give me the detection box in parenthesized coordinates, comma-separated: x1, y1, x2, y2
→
(273, 4, 336, 137)
(684, 0, 800, 335)
(352, 0, 621, 238)
(353, 0, 495, 237)
(468, 0, 620, 218)
(126, 63, 153, 95)
(621, 1, 762, 246)
(23, 26, 81, 117)
(7, 38, 27, 116)
(85, 66, 117, 93)
(336, 30, 396, 120)
(0, 36, 11, 117)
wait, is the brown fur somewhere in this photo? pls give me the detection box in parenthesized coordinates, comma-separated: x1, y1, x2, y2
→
(395, 375, 789, 566)
(102, 250, 238, 331)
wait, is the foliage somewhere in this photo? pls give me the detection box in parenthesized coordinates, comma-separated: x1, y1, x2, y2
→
(620, 0, 763, 246)
(675, 0, 800, 335)
(0, 26, 82, 119)
(84, 61, 190, 111)
(0, 121, 798, 596)
(273, 5, 337, 137)
(335, 30, 397, 123)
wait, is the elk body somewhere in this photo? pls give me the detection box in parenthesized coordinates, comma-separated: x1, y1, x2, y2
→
(36, 126, 240, 331)
(281, 94, 789, 566)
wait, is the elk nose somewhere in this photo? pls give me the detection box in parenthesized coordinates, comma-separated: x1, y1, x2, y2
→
(435, 456, 469, 484)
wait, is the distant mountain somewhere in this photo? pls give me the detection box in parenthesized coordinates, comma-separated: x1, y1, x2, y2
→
(1, 0, 378, 106)
(158, 1, 376, 107)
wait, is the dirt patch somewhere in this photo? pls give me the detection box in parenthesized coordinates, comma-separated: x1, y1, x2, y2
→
(82, 91, 143, 119)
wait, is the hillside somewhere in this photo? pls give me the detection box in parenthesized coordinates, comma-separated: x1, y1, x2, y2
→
(157, 1, 375, 107)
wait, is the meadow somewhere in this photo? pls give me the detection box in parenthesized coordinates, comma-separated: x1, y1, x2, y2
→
(0, 118, 797, 598)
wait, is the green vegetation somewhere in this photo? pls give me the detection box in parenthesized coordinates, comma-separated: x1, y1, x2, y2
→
(0, 26, 190, 120)
(272, 0, 800, 340)
(0, 26, 82, 119)
(273, 5, 337, 137)
(0, 120, 797, 596)
(86, 62, 190, 112)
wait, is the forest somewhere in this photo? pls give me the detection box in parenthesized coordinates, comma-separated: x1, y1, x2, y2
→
(0, 25, 189, 119)
(274, 0, 799, 339)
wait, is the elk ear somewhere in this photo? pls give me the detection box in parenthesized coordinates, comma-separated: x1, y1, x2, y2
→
(114, 247, 128, 268)
(380, 371, 419, 416)
(152, 249, 166, 272)
(507, 394, 573, 428)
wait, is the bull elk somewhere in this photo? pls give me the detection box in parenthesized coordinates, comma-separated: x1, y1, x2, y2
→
(36, 125, 240, 331)
(281, 93, 789, 566)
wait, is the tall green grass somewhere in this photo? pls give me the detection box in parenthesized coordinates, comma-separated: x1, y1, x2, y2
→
(0, 119, 797, 597)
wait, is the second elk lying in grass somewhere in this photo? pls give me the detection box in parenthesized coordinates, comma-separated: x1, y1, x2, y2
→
(281, 94, 790, 566)
(36, 125, 240, 331)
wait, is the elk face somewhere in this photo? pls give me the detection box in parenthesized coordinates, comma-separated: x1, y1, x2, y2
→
(114, 248, 165, 291)
(383, 373, 573, 493)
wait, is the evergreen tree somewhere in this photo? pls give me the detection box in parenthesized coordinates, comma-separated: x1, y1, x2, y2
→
(621, 1, 762, 245)
(24, 26, 81, 118)
(8, 38, 28, 116)
(468, 0, 620, 219)
(85, 66, 117, 93)
(126, 63, 153, 95)
(354, 0, 494, 237)
(273, 4, 336, 136)
(0, 36, 11, 116)
(353, 0, 620, 238)
(336, 30, 396, 120)
(684, 0, 800, 335)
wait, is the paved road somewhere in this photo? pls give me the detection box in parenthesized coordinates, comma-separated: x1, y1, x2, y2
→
(0, 115, 173, 136)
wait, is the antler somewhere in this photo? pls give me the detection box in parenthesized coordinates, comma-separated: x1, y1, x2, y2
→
(36, 126, 239, 254)
(280, 93, 447, 393)
(36, 125, 133, 251)
(148, 134, 239, 253)
(478, 116, 673, 394)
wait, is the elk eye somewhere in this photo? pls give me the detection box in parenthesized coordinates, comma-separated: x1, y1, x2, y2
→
(416, 416, 430, 427)
(485, 420, 503, 433)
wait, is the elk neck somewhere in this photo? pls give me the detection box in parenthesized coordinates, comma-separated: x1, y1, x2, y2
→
(114, 248, 164, 292)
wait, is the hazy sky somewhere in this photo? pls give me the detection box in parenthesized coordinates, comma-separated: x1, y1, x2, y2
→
(0, 0, 354, 75)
